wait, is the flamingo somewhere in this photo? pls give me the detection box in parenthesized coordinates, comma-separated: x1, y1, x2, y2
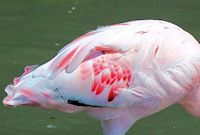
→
(3, 20, 200, 135)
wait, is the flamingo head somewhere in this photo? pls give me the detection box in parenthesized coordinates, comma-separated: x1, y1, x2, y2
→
(2, 66, 60, 109)
(2, 65, 84, 113)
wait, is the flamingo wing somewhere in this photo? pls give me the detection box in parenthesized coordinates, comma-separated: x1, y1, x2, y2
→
(41, 23, 136, 79)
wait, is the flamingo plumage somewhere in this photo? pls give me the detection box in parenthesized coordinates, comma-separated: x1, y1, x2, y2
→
(3, 20, 200, 135)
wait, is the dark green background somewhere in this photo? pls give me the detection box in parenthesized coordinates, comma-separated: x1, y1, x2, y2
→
(0, 0, 200, 135)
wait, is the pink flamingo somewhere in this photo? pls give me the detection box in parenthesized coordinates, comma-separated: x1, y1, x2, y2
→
(3, 20, 200, 135)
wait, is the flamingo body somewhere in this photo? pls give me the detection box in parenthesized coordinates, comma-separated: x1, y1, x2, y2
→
(3, 20, 200, 135)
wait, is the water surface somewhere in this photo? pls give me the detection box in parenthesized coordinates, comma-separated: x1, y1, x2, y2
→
(0, 0, 200, 135)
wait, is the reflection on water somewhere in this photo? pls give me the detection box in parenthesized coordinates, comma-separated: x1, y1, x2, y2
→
(0, 0, 200, 135)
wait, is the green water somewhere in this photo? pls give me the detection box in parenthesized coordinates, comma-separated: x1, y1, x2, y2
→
(0, 0, 200, 135)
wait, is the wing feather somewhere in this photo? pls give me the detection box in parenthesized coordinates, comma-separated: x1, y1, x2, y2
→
(43, 24, 135, 79)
